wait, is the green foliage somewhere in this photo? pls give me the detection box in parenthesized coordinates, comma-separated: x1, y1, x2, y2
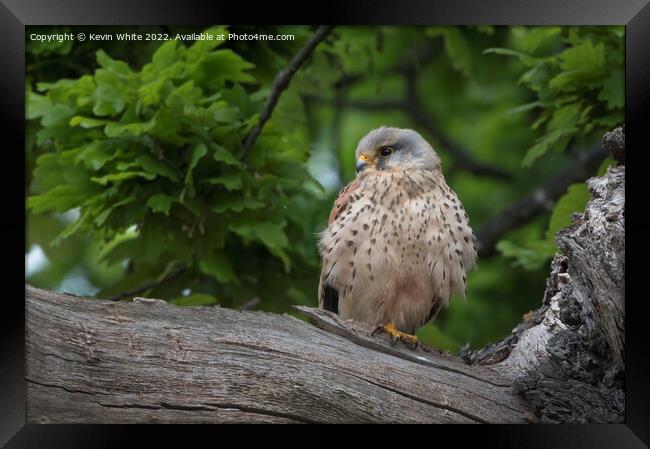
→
(498, 158, 613, 270)
(486, 26, 622, 271)
(426, 27, 472, 76)
(485, 26, 623, 167)
(27, 26, 324, 308)
(545, 183, 590, 240)
(26, 25, 623, 354)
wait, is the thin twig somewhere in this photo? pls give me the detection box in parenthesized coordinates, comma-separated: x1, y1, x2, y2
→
(241, 25, 334, 160)
(107, 264, 188, 302)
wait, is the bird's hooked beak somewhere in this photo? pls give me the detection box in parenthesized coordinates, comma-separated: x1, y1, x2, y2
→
(356, 153, 369, 173)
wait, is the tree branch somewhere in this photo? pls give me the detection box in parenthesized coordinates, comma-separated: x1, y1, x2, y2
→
(307, 94, 513, 180)
(313, 41, 512, 181)
(25, 130, 623, 424)
(402, 72, 512, 180)
(474, 145, 605, 257)
(241, 25, 334, 160)
(25, 284, 534, 424)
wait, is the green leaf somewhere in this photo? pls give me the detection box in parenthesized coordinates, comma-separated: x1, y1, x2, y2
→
(521, 112, 580, 167)
(597, 158, 614, 176)
(545, 183, 589, 241)
(191, 49, 255, 87)
(93, 193, 136, 226)
(26, 91, 51, 119)
(549, 41, 606, 91)
(97, 227, 139, 262)
(269, 246, 291, 273)
(181, 143, 208, 201)
(52, 209, 91, 246)
(548, 103, 581, 131)
(558, 40, 605, 73)
(522, 127, 576, 167)
(186, 26, 229, 61)
(91, 171, 156, 185)
(593, 112, 623, 128)
(151, 40, 185, 69)
(522, 143, 549, 168)
(104, 120, 155, 138)
(483, 48, 540, 67)
(444, 29, 472, 75)
(518, 64, 549, 91)
(212, 195, 264, 213)
(96, 49, 134, 78)
(213, 145, 241, 166)
(33, 153, 66, 189)
(496, 239, 556, 270)
(428, 28, 472, 76)
(138, 78, 169, 106)
(230, 221, 288, 250)
(198, 251, 236, 283)
(92, 84, 126, 116)
(27, 185, 85, 213)
(69, 116, 109, 128)
(146, 194, 175, 215)
(518, 27, 561, 53)
(204, 172, 244, 190)
(73, 142, 115, 170)
(40, 104, 74, 127)
(598, 70, 624, 109)
(136, 154, 180, 182)
(254, 222, 289, 249)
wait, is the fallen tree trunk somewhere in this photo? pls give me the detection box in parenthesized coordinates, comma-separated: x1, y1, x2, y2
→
(25, 130, 625, 424)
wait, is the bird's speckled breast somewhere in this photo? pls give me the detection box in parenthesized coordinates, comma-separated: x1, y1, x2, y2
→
(319, 169, 477, 333)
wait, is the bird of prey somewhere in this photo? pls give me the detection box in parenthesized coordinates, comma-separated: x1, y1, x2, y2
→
(318, 127, 477, 348)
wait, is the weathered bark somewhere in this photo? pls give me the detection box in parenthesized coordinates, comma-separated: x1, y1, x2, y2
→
(462, 129, 625, 423)
(25, 130, 625, 424)
(26, 286, 535, 424)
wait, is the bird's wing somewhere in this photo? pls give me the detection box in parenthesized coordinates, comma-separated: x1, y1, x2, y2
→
(319, 179, 360, 312)
(327, 178, 360, 225)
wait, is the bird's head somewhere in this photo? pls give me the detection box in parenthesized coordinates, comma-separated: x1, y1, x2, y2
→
(354, 127, 441, 174)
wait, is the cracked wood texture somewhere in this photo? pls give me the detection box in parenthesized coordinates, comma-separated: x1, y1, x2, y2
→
(462, 142, 625, 422)
(26, 129, 624, 424)
(26, 285, 534, 424)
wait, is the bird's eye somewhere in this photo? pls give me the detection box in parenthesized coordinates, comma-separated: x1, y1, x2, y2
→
(379, 147, 394, 157)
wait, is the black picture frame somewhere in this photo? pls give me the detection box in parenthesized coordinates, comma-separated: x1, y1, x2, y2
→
(3, 0, 649, 446)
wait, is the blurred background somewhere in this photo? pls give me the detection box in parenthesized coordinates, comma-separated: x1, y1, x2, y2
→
(25, 25, 623, 352)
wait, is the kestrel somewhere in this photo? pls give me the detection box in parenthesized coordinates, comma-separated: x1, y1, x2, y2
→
(318, 127, 477, 348)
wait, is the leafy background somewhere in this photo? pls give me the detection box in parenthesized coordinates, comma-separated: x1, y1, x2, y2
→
(25, 25, 623, 352)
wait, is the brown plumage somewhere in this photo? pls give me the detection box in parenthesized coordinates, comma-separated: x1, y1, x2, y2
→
(318, 127, 477, 336)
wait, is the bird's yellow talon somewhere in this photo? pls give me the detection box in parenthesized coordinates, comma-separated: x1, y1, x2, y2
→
(372, 323, 419, 350)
